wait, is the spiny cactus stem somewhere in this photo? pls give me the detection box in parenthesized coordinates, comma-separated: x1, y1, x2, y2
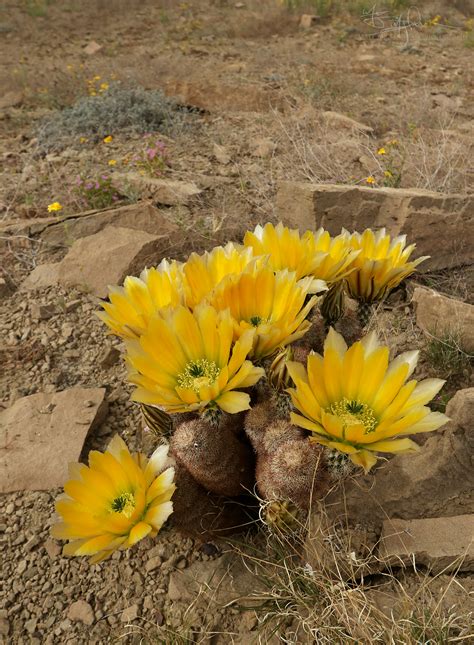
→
(202, 405, 222, 428)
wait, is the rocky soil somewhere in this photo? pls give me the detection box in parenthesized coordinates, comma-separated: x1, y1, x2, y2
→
(1, 0, 473, 642)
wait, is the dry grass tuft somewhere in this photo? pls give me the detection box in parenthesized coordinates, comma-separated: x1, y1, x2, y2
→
(230, 507, 474, 643)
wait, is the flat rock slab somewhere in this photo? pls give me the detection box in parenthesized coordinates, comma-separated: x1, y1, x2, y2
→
(0, 387, 107, 492)
(412, 286, 474, 353)
(21, 225, 166, 298)
(1, 203, 177, 247)
(276, 182, 474, 271)
(379, 515, 474, 573)
(118, 175, 202, 206)
(163, 79, 285, 113)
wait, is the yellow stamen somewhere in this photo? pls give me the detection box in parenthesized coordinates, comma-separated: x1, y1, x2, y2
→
(111, 492, 135, 518)
(176, 358, 220, 392)
(328, 398, 377, 434)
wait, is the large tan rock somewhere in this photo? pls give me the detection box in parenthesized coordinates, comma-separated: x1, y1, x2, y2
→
(379, 515, 474, 573)
(0, 388, 107, 492)
(22, 225, 167, 297)
(412, 286, 474, 353)
(276, 182, 474, 271)
(321, 388, 474, 527)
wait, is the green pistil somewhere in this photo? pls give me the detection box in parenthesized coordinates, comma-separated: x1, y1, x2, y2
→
(177, 358, 220, 393)
(111, 492, 135, 517)
(329, 398, 377, 434)
(250, 315, 263, 327)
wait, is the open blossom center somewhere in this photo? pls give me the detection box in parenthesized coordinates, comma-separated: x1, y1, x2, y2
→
(111, 492, 135, 517)
(328, 398, 377, 434)
(177, 358, 220, 392)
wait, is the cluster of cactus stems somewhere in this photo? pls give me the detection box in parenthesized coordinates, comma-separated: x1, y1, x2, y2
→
(153, 309, 362, 538)
(95, 223, 444, 539)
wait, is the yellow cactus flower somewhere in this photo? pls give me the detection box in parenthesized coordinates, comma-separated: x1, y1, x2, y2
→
(244, 222, 355, 289)
(345, 228, 429, 303)
(126, 304, 265, 414)
(208, 265, 317, 359)
(182, 242, 255, 309)
(47, 201, 63, 213)
(97, 259, 184, 340)
(51, 436, 175, 564)
(287, 328, 449, 473)
(303, 227, 359, 284)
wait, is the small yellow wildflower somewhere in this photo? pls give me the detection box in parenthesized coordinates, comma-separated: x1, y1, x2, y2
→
(366, 176, 376, 185)
(80, 137, 88, 144)
(93, 75, 101, 81)
(384, 170, 393, 178)
(100, 82, 109, 91)
(377, 147, 386, 155)
(48, 202, 63, 213)
(108, 159, 117, 166)
(89, 91, 97, 96)
(103, 135, 113, 144)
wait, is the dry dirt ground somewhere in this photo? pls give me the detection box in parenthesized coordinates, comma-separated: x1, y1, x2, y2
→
(1, 0, 473, 643)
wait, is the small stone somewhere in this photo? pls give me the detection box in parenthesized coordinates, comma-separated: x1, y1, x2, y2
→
(65, 299, 81, 313)
(44, 538, 62, 560)
(250, 138, 276, 158)
(145, 555, 163, 573)
(213, 144, 231, 165)
(24, 535, 41, 552)
(300, 14, 319, 29)
(120, 604, 139, 623)
(175, 556, 187, 569)
(143, 596, 154, 610)
(67, 599, 95, 625)
(58, 619, 72, 632)
(0, 616, 10, 636)
(100, 345, 121, 368)
(84, 40, 102, 55)
(31, 303, 58, 320)
(24, 618, 37, 634)
(61, 323, 74, 339)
